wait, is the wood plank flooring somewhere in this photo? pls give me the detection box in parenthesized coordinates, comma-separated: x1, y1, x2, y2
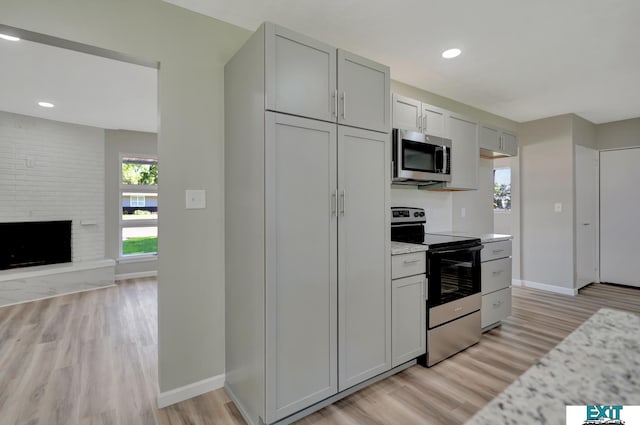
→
(0, 279, 638, 425)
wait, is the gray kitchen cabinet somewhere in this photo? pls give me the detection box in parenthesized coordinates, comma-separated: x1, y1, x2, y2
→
(338, 126, 391, 391)
(265, 113, 338, 420)
(479, 124, 518, 157)
(225, 21, 391, 425)
(338, 50, 391, 133)
(391, 94, 447, 137)
(265, 23, 336, 123)
(429, 113, 479, 190)
(391, 261, 426, 367)
(481, 238, 513, 330)
(421, 104, 447, 137)
(266, 22, 390, 133)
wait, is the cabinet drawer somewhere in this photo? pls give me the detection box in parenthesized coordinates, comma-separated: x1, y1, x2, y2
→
(392, 252, 426, 279)
(481, 257, 512, 294)
(481, 287, 512, 329)
(481, 240, 511, 262)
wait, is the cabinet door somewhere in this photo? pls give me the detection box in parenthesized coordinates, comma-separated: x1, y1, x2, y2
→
(265, 23, 337, 123)
(422, 104, 447, 137)
(392, 93, 421, 132)
(481, 287, 512, 329)
(337, 49, 390, 133)
(445, 114, 479, 190)
(338, 126, 391, 391)
(501, 131, 518, 156)
(392, 275, 426, 367)
(479, 125, 501, 151)
(265, 113, 338, 421)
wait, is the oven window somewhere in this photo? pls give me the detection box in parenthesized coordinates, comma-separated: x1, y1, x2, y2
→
(402, 140, 436, 172)
(428, 248, 481, 306)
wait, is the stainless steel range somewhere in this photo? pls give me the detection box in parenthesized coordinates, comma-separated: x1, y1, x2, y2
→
(391, 207, 483, 367)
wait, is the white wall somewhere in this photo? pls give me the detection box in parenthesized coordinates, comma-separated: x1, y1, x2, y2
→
(519, 115, 574, 290)
(596, 117, 640, 150)
(452, 157, 494, 234)
(104, 129, 157, 277)
(390, 187, 452, 231)
(1, 0, 249, 393)
(0, 110, 105, 262)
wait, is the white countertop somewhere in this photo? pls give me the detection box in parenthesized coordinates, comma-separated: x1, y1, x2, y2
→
(429, 231, 512, 243)
(390, 241, 429, 255)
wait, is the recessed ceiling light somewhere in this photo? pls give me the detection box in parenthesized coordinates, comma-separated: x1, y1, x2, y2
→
(38, 101, 55, 108)
(442, 48, 462, 59)
(0, 33, 20, 42)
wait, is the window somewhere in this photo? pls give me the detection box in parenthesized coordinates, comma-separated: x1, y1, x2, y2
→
(493, 167, 511, 211)
(120, 156, 158, 256)
(130, 195, 146, 207)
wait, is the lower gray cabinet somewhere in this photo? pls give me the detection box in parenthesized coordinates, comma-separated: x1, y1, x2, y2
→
(392, 274, 426, 367)
(481, 238, 513, 330)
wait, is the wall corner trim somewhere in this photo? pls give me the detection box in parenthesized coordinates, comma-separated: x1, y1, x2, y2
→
(157, 373, 225, 408)
(512, 279, 578, 296)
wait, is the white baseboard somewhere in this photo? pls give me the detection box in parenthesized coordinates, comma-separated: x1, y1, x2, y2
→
(157, 373, 225, 408)
(115, 271, 157, 281)
(512, 279, 577, 296)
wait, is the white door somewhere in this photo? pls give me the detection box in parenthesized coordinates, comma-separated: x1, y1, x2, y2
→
(575, 145, 599, 289)
(264, 113, 338, 421)
(600, 148, 640, 287)
(337, 125, 391, 391)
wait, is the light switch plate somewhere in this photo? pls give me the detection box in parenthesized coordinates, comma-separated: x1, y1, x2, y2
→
(186, 189, 206, 209)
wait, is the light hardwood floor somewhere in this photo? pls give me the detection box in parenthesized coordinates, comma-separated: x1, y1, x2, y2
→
(0, 279, 638, 425)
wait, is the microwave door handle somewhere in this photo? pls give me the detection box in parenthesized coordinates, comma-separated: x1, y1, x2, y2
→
(442, 147, 448, 174)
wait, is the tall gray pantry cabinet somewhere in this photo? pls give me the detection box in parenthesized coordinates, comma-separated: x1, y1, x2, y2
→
(224, 22, 392, 425)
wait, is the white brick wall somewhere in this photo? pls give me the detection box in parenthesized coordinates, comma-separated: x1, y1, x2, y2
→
(0, 111, 105, 263)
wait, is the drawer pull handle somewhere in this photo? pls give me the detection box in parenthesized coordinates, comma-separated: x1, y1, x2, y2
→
(492, 270, 504, 275)
(493, 300, 503, 308)
(403, 259, 421, 265)
(492, 249, 505, 254)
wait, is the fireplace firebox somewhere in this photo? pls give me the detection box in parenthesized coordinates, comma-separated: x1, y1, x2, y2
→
(0, 220, 72, 270)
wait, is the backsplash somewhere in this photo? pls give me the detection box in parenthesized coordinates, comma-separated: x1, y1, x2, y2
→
(390, 186, 452, 231)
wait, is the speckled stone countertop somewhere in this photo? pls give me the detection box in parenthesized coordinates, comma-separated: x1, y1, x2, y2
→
(390, 241, 429, 255)
(428, 231, 512, 243)
(466, 308, 640, 425)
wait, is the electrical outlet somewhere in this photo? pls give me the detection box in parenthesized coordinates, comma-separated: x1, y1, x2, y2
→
(461, 207, 466, 218)
(186, 189, 206, 209)
(554, 202, 562, 213)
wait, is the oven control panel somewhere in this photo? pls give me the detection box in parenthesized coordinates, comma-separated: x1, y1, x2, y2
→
(391, 207, 426, 224)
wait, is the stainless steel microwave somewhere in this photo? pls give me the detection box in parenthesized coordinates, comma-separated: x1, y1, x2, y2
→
(392, 128, 452, 184)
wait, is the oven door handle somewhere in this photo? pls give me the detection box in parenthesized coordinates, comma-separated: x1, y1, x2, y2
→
(429, 245, 483, 255)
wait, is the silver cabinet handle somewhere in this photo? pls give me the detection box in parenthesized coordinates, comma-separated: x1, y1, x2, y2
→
(416, 114, 420, 129)
(341, 92, 346, 119)
(339, 190, 346, 215)
(331, 191, 337, 216)
(493, 249, 504, 254)
(493, 300, 503, 308)
(422, 114, 426, 132)
(332, 89, 338, 118)
(403, 259, 421, 265)
(492, 270, 504, 275)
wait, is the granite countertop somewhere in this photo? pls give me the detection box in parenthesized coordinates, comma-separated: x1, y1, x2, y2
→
(390, 241, 429, 255)
(428, 231, 512, 243)
(478, 233, 512, 243)
(466, 308, 640, 425)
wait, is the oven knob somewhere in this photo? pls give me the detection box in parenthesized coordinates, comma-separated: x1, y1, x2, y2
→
(414, 212, 419, 217)
(420, 212, 425, 217)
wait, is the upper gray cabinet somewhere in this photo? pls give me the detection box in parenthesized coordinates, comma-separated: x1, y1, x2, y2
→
(392, 93, 447, 136)
(266, 23, 390, 133)
(435, 113, 479, 190)
(479, 124, 518, 157)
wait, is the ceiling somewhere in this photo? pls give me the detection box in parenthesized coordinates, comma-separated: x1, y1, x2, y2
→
(164, 0, 640, 124)
(0, 37, 157, 132)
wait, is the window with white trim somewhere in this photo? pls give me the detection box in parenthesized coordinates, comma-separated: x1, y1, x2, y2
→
(120, 155, 158, 256)
(493, 167, 511, 211)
